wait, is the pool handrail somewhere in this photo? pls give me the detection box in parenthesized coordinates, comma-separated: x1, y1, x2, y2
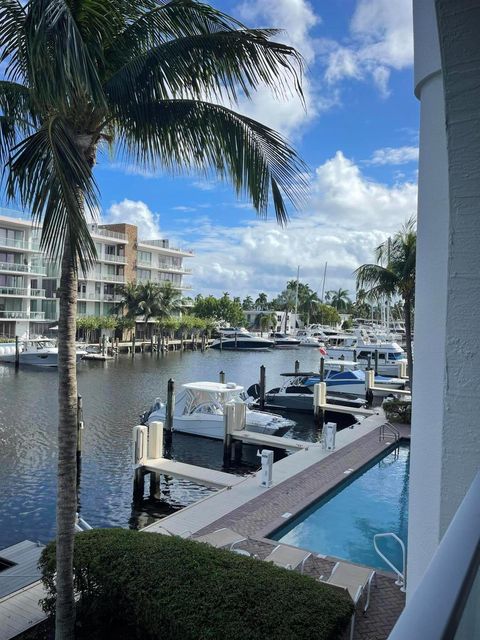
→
(373, 532, 406, 591)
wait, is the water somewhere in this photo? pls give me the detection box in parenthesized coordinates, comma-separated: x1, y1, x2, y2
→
(0, 347, 327, 549)
(272, 444, 410, 572)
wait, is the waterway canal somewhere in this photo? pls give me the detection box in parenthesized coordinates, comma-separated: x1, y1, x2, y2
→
(0, 347, 327, 548)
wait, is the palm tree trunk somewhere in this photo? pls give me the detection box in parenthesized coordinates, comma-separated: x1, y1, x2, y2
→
(404, 298, 414, 385)
(56, 241, 78, 640)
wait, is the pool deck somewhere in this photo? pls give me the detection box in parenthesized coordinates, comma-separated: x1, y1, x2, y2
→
(144, 414, 410, 639)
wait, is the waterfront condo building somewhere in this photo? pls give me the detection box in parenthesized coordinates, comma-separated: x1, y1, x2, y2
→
(0, 209, 192, 339)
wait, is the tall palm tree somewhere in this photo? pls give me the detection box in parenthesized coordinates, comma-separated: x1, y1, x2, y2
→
(254, 311, 277, 336)
(116, 282, 141, 320)
(355, 218, 416, 381)
(299, 290, 320, 325)
(137, 281, 182, 337)
(326, 288, 350, 311)
(255, 292, 268, 310)
(0, 2, 307, 637)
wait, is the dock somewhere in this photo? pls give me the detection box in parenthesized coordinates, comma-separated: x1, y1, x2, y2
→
(318, 402, 377, 416)
(143, 457, 245, 489)
(0, 540, 47, 640)
(232, 430, 314, 451)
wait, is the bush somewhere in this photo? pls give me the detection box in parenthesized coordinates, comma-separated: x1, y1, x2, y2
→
(383, 399, 412, 424)
(40, 529, 352, 640)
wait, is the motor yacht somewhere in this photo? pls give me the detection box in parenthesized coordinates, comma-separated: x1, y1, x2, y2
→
(269, 332, 301, 348)
(142, 381, 293, 439)
(0, 338, 86, 367)
(209, 328, 273, 351)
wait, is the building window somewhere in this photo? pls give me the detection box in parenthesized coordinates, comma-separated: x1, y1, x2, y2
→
(139, 251, 152, 264)
(137, 269, 151, 281)
(78, 301, 86, 315)
(94, 302, 101, 315)
(103, 302, 114, 315)
(0, 322, 15, 338)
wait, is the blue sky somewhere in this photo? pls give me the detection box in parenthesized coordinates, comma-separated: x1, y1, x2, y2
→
(93, 0, 418, 299)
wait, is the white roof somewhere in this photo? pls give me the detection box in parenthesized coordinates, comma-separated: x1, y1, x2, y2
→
(182, 381, 244, 393)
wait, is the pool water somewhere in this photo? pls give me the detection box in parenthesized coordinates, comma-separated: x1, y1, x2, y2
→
(272, 444, 410, 572)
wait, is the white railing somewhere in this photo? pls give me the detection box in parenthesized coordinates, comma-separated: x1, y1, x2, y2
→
(0, 310, 45, 320)
(137, 259, 152, 268)
(0, 261, 47, 275)
(101, 253, 126, 264)
(157, 263, 192, 274)
(0, 287, 45, 297)
(88, 225, 127, 241)
(373, 533, 406, 591)
(0, 237, 40, 251)
(101, 273, 125, 283)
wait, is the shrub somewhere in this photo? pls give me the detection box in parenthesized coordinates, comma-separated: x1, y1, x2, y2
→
(383, 399, 412, 424)
(40, 529, 353, 640)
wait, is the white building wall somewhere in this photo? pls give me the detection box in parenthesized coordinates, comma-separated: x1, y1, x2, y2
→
(408, 0, 480, 598)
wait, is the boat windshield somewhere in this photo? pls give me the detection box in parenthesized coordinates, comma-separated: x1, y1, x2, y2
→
(183, 389, 244, 415)
(26, 339, 55, 350)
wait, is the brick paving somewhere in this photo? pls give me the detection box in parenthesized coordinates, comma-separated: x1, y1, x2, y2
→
(194, 424, 410, 639)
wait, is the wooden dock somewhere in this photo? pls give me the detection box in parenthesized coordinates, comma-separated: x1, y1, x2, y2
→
(319, 402, 378, 416)
(144, 458, 245, 489)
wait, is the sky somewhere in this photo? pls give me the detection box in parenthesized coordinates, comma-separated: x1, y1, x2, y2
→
(93, 0, 418, 300)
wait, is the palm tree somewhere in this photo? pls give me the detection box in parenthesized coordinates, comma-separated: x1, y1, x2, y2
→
(355, 218, 416, 381)
(137, 281, 182, 337)
(242, 295, 254, 310)
(254, 311, 277, 335)
(116, 282, 141, 320)
(0, 3, 307, 637)
(326, 288, 350, 311)
(299, 290, 320, 325)
(255, 292, 269, 310)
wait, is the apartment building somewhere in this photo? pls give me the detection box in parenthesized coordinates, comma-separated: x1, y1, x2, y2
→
(0, 210, 193, 338)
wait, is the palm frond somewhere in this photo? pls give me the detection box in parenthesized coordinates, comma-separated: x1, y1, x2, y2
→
(108, 0, 247, 59)
(114, 99, 308, 224)
(0, 0, 27, 82)
(0, 81, 36, 164)
(25, 0, 106, 110)
(6, 116, 98, 272)
(105, 28, 303, 107)
(355, 263, 398, 300)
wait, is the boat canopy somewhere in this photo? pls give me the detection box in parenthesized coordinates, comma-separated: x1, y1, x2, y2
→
(182, 381, 244, 393)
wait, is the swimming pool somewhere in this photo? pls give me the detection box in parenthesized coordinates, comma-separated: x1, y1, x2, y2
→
(272, 443, 409, 572)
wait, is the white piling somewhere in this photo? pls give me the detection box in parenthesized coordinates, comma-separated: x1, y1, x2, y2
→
(132, 425, 148, 466)
(148, 421, 164, 459)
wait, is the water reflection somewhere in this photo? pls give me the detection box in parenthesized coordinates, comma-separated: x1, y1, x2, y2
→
(0, 347, 331, 547)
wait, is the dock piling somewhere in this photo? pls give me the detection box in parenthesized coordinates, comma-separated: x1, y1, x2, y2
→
(313, 382, 326, 432)
(148, 421, 164, 459)
(259, 365, 266, 411)
(15, 336, 19, 369)
(353, 349, 357, 363)
(294, 359, 300, 374)
(219, 370, 225, 384)
(365, 369, 374, 405)
(374, 349, 379, 375)
(131, 334, 136, 357)
(223, 403, 235, 466)
(320, 357, 325, 382)
(165, 379, 175, 445)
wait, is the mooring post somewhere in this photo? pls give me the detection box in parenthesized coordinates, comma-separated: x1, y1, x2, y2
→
(320, 357, 325, 382)
(259, 365, 266, 411)
(313, 382, 326, 432)
(353, 349, 357, 363)
(374, 349, 379, 375)
(219, 370, 225, 384)
(367, 353, 372, 371)
(131, 334, 136, 357)
(294, 359, 300, 374)
(14, 335, 19, 369)
(365, 369, 374, 406)
(165, 379, 175, 445)
(132, 425, 148, 501)
(223, 403, 234, 467)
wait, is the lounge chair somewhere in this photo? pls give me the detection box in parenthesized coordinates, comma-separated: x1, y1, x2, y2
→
(322, 562, 376, 640)
(194, 528, 247, 550)
(264, 544, 311, 573)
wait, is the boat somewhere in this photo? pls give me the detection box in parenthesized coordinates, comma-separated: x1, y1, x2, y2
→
(209, 328, 274, 351)
(325, 333, 407, 376)
(249, 373, 365, 426)
(0, 338, 86, 367)
(269, 332, 301, 348)
(298, 335, 324, 347)
(302, 364, 406, 398)
(142, 381, 294, 439)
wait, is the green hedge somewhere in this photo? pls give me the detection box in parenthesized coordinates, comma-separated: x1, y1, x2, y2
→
(383, 399, 412, 424)
(40, 529, 352, 640)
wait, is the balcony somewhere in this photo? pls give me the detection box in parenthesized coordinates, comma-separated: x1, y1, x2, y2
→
(137, 259, 152, 268)
(138, 239, 194, 255)
(101, 254, 127, 264)
(0, 237, 40, 252)
(0, 287, 45, 297)
(157, 263, 192, 274)
(0, 262, 47, 276)
(88, 224, 127, 242)
(78, 292, 122, 302)
(0, 310, 45, 320)
(101, 273, 125, 284)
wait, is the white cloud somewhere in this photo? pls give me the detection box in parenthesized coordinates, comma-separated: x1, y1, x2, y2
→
(104, 199, 161, 240)
(323, 0, 413, 96)
(172, 206, 196, 212)
(173, 152, 417, 298)
(367, 145, 419, 165)
(191, 180, 217, 191)
(232, 0, 325, 138)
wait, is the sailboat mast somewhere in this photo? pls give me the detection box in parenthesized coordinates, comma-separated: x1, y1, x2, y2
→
(294, 266, 300, 318)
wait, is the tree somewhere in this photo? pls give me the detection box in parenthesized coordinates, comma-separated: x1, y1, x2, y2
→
(254, 293, 269, 310)
(355, 218, 416, 381)
(326, 288, 350, 311)
(0, 3, 307, 636)
(256, 311, 277, 336)
(242, 295, 254, 310)
(117, 281, 182, 337)
(298, 290, 320, 325)
(310, 303, 340, 327)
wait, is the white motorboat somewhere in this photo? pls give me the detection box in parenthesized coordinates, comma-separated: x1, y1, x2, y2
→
(298, 335, 324, 347)
(303, 364, 406, 397)
(210, 328, 274, 351)
(143, 381, 294, 439)
(326, 335, 407, 376)
(269, 332, 301, 348)
(0, 339, 86, 367)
